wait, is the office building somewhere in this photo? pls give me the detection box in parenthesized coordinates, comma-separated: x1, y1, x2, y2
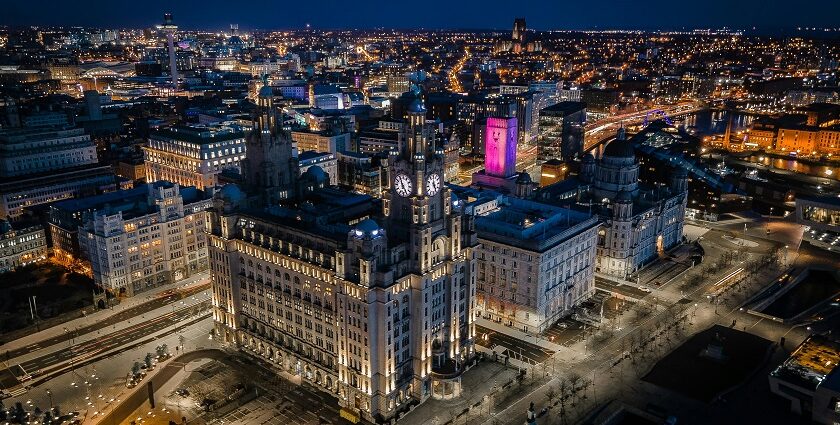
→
(79, 182, 211, 296)
(0, 164, 126, 221)
(470, 195, 598, 332)
(292, 128, 350, 154)
(0, 126, 97, 178)
(144, 124, 246, 190)
(298, 151, 338, 185)
(337, 151, 386, 197)
(0, 220, 48, 273)
(539, 130, 687, 279)
(537, 102, 586, 162)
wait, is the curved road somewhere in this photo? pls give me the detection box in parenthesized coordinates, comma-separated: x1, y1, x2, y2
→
(96, 348, 228, 425)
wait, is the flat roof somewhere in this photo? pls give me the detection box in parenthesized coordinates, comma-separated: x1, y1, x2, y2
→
(771, 335, 840, 390)
(150, 126, 245, 145)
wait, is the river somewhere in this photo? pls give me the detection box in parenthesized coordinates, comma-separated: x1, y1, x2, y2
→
(674, 109, 840, 180)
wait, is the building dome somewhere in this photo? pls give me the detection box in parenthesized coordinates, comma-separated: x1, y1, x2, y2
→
(615, 189, 633, 203)
(603, 138, 635, 159)
(258, 83, 273, 99)
(516, 171, 533, 184)
(302, 165, 328, 184)
(408, 98, 426, 113)
(218, 183, 246, 203)
(356, 218, 379, 233)
(353, 218, 383, 238)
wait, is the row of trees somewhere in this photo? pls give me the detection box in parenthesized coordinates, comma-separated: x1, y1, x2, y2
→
(0, 401, 63, 425)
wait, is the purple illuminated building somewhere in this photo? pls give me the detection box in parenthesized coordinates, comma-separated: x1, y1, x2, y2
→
(470, 116, 536, 198)
(485, 117, 518, 178)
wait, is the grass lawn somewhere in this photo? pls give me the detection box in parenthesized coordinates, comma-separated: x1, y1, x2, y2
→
(642, 324, 774, 402)
(0, 263, 96, 333)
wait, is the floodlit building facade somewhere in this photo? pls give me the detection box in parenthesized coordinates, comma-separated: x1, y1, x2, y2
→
(208, 86, 477, 423)
(79, 182, 211, 296)
(470, 195, 598, 332)
(144, 125, 246, 190)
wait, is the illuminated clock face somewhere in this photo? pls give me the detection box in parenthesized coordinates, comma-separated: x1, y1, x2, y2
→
(394, 173, 413, 197)
(426, 173, 441, 196)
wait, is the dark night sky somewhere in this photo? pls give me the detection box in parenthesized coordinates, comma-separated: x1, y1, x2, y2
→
(3, 0, 840, 31)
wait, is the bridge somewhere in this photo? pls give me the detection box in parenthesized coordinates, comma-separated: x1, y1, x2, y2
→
(583, 101, 708, 156)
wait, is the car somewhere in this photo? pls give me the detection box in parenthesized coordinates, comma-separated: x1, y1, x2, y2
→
(175, 388, 190, 397)
(639, 286, 652, 293)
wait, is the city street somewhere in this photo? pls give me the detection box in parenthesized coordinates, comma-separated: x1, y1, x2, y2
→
(0, 299, 210, 390)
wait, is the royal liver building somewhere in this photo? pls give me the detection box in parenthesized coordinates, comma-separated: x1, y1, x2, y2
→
(207, 85, 476, 423)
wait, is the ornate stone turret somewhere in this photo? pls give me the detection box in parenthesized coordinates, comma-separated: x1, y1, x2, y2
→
(670, 166, 688, 194)
(580, 153, 596, 184)
(241, 76, 297, 206)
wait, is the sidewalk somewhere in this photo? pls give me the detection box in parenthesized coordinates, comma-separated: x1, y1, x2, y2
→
(8, 292, 212, 366)
(0, 271, 210, 355)
(476, 317, 563, 352)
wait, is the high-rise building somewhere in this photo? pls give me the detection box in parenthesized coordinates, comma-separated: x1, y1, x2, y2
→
(537, 101, 586, 162)
(157, 13, 179, 89)
(207, 89, 477, 423)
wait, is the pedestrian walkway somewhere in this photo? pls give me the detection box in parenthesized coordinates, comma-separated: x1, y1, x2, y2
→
(476, 317, 563, 352)
(0, 271, 210, 356)
(398, 361, 516, 425)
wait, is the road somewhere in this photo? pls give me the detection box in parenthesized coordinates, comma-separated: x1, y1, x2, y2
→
(473, 219, 808, 425)
(0, 300, 210, 392)
(1, 282, 209, 360)
(583, 102, 707, 151)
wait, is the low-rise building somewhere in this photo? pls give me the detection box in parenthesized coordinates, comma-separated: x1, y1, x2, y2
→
(769, 335, 840, 425)
(0, 220, 48, 273)
(79, 182, 211, 296)
(796, 195, 840, 251)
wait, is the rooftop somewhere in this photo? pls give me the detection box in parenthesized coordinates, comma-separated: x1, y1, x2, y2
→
(150, 125, 245, 145)
(771, 335, 840, 391)
(475, 196, 596, 251)
(541, 101, 586, 115)
(51, 181, 208, 222)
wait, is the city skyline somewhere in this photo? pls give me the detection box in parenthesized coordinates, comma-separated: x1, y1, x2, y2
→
(3, 0, 840, 32)
(1, 6, 839, 425)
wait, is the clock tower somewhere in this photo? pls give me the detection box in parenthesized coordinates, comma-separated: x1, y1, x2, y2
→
(384, 95, 458, 274)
